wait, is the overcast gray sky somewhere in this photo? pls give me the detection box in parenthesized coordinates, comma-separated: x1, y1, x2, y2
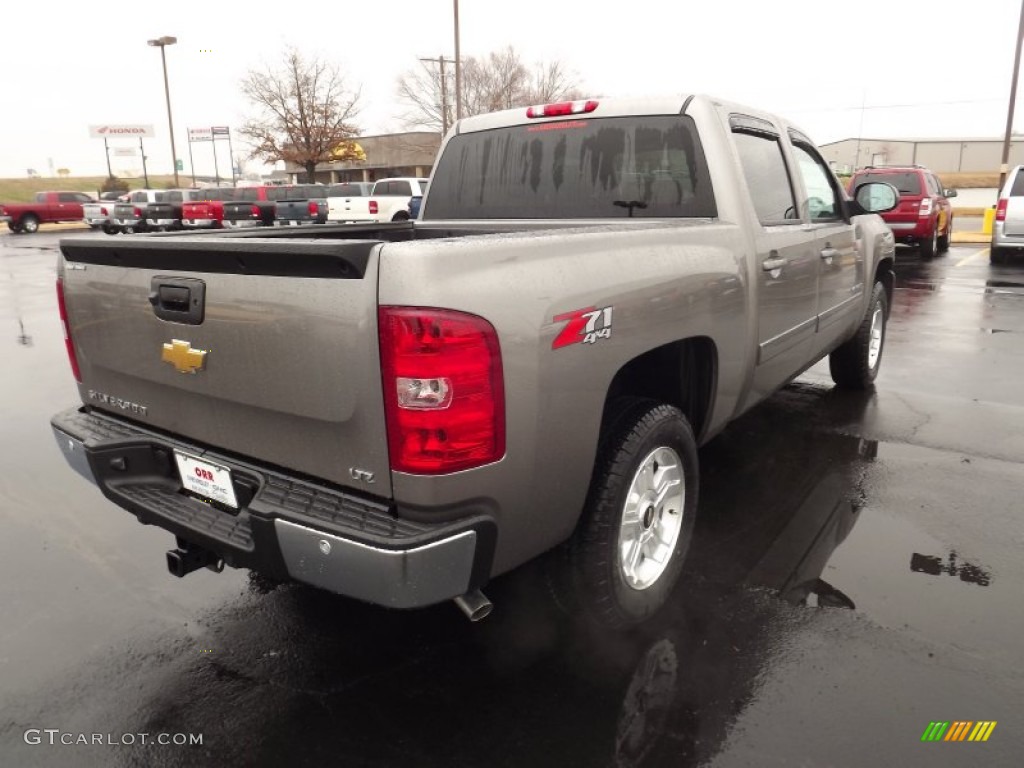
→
(1, 0, 1021, 179)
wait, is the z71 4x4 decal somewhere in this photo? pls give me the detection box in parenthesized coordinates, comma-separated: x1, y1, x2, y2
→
(552, 306, 614, 349)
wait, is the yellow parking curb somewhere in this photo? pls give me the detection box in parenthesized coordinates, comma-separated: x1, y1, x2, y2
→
(950, 232, 991, 245)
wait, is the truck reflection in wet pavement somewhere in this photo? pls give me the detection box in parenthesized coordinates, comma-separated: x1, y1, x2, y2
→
(103, 388, 882, 767)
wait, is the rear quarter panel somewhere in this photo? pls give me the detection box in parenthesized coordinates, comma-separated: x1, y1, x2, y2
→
(378, 222, 748, 574)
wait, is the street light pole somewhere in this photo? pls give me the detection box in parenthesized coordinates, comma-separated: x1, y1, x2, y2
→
(148, 36, 180, 187)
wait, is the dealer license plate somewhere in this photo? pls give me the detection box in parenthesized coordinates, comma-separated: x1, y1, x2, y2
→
(174, 451, 238, 508)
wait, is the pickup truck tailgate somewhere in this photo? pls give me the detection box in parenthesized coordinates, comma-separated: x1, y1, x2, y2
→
(59, 236, 392, 495)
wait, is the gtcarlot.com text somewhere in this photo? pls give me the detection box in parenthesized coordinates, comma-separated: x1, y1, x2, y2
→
(24, 729, 203, 746)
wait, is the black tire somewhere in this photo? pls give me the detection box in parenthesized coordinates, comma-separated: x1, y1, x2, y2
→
(829, 281, 888, 389)
(555, 399, 699, 628)
(392, 211, 410, 222)
(20, 214, 39, 234)
(990, 247, 1007, 265)
(6, 222, 22, 233)
(937, 216, 952, 252)
(102, 224, 119, 235)
(919, 223, 937, 259)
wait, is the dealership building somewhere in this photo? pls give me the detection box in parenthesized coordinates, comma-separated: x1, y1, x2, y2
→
(283, 132, 441, 184)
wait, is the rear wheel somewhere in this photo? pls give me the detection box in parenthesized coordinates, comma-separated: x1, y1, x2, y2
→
(829, 281, 888, 389)
(392, 211, 410, 222)
(937, 216, 952, 252)
(6, 222, 22, 233)
(919, 224, 938, 259)
(21, 214, 39, 234)
(554, 399, 699, 628)
(102, 224, 119, 235)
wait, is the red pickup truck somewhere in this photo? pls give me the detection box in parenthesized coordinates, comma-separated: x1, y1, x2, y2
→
(1, 191, 96, 233)
(181, 187, 237, 229)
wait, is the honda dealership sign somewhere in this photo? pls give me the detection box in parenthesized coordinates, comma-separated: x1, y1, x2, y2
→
(89, 124, 155, 138)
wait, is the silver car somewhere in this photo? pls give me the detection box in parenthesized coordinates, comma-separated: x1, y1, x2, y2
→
(992, 165, 1024, 264)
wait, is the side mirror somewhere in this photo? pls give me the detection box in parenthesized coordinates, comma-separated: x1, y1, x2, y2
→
(851, 182, 898, 214)
(944, 188, 958, 198)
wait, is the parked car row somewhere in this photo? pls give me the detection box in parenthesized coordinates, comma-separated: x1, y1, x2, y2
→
(94, 178, 426, 235)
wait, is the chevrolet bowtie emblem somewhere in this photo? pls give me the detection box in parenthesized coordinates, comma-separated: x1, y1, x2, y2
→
(161, 339, 208, 374)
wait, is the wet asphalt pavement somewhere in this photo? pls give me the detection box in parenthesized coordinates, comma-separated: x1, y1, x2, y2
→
(1, 229, 1022, 767)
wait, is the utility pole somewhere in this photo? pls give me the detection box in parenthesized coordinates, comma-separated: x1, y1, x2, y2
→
(999, 0, 1024, 192)
(420, 56, 457, 134)
(453, 0, 463, 121)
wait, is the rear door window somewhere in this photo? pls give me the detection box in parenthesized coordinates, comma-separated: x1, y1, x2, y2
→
(732, 129, 798, 224)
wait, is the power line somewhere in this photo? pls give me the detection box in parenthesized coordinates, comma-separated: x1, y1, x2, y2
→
(787, 98, 1004, 114)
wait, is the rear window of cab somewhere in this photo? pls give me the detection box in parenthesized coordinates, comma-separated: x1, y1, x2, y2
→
(852, 172, 921, 196)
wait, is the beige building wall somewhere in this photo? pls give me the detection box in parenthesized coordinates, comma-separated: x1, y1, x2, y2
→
(284, 132, 441, 183)
(820, 138, 1024, 174)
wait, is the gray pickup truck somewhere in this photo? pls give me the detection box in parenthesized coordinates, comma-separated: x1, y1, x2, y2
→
(273, 184, 330, 225)
(50, 94, 897, 626)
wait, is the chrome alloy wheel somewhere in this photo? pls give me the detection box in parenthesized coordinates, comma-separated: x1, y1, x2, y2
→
(618, 446, 685, 590)
(868, 306, 884, 370)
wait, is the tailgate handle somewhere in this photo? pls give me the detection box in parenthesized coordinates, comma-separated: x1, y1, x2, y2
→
(149, 277, 206, 324)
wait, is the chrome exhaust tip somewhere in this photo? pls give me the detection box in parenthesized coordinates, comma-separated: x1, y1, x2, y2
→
(454, 589, 493, 622)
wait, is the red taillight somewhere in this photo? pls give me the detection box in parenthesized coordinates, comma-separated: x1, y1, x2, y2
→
(133, 206, 142, 217)
(56, 278, 81, 382)
(100, 207, 108, 215)
(918, 198, 933, 218)
(251, 205, 260, 217)
(308, 201, 319, 215)
(369, 200, 379, 215)
(996, 198, 1008, 221)
(378, 307, 505, 474)
(526, 99, 599, 118)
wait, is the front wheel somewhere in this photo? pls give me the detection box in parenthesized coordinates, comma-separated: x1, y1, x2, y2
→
(555, 400, 699, 628)
(829, 281, 888, 389)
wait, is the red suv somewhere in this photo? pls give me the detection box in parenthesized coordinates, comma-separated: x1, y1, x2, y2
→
(848, 165, 956, 259)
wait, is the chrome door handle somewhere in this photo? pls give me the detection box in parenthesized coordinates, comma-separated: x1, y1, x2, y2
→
(820, 248, 839, 262)
(762, 257, 787, 272)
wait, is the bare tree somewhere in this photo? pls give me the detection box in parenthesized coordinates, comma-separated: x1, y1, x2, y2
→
(396, 60, 454, 135)
(396, 46, 584, 133)
(239, 49, 362, 181)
